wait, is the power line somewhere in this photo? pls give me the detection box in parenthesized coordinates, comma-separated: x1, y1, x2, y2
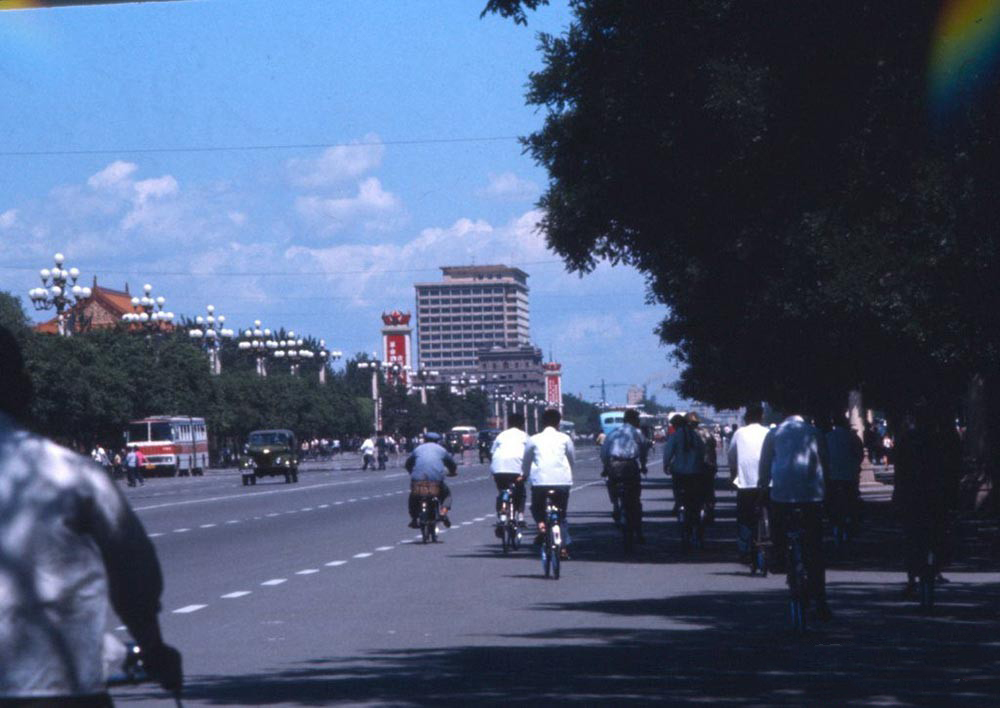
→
(0, 259, 565, 277)
(0, 135, 521, 158)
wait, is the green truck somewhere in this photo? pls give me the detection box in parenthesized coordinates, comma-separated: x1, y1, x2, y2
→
(240, 429, 299, 485)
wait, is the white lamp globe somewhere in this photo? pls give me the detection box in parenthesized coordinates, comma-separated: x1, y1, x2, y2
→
(156, 296, 165, 306)
(81, 287, 91, 298)
(206, 305, 215, 313)
(196, 316, 204, 324)
(40, 269, 50, 280)
(143, 284, 152, 294)
(69, 267, 80, 279)
(54, 253, 64, 265)
(138, 313, 149, 323)
(50, 286, 62, 297)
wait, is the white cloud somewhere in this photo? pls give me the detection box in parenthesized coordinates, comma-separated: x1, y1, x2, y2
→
(87, 161, 138, 191)
(553, 314, 625, 344)
(295, 177, 401, 234)
(478, 171, 539, 201)
(0, 209, 17, 229)
(286, 134, 385, 188)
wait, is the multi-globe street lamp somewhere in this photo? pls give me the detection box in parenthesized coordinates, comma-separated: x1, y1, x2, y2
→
(187, 305, 235, 375)
(236, 320, 277, 376)
(28, 253, 92, 336)
(273, 331, 313, 376)
(410, 366, 439, 405)
(121, 283, 174, 332)
(450, 372, 479, 396)
(316, 341, 343, 384)
(357, 357, 402, 432)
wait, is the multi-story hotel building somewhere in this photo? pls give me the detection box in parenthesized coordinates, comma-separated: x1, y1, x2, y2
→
(414, 265, 531, 376)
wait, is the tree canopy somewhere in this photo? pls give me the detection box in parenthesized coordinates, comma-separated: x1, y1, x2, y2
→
(489, 0, 995, 417)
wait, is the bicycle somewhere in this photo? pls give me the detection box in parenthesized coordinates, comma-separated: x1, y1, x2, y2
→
(418, 496, 440, 544)
(828, 480, 858, 549)
(540, 490, 564, 579)
(750, 504, 771, 577)
(610, 473, 641, 554)
(496, 484, 521, 554)
(786, 508, 809, 632)
(677, 486, 706, 552)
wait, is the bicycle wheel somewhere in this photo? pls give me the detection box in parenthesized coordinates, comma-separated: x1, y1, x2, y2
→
(757, 547, 769, 577)
(501, 523, 511, 554)
(920, 550, 935, 611)
(550, 540, 561, 580)
(507, 524, 519, 552)
(421, 520, 431, 544)
(541, 542, 551, 577)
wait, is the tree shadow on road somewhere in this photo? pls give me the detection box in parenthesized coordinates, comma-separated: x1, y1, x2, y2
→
(120, 580, 1000, 706)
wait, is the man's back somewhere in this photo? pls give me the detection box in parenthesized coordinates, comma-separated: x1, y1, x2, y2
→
(729, 422, 770, 488)
(406, 442, 456, 482)
(490, 427, 528, 475)
(0, 414, 163, 698)
(758, 416, 828, 503)
(523, 427, 575, 486)
(601, 423, 647, 466)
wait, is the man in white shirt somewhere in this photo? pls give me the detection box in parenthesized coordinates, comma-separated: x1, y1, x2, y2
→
(522, 409, 575, 558)
(0, 326, 182, 705)
(360, 435, 375, 470)
(727, 403, 770, 560)
(490, 412, 529, 527)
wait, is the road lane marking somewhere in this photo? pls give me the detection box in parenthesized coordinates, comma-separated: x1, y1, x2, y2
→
(318, 504, 329, 508)
(261, 578, 287, 586)
(149, 532, 164, 538)
(173, 528, 190, 533)
(200, 523, 216, 528)
(173, 604, 207, 614)
(132, 478, 376, 512)
(325, 560, 347, 567)
(296, 569, 320, 575)
(353, 552, 373, 559)
(375, 546, 394, 552)
(221, 591, 251, 599)
(267, 513, 280, 517)
(301, 507, 313, 511)
(226, 519, 239, 524)
(335, 501, 344, 505)
(461, 521, 473, 526)
(348, 499, 357, 502)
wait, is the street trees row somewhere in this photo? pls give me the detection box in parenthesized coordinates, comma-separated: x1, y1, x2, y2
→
(0, 292, 487, 452)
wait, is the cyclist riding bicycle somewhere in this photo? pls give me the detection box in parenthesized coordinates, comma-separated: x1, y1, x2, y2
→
(757, 412, 833, 621)
(825, 413, 865, 543)
(600, 408, 649, 543)
(728, 403, 770, 561)
(404, 432, 457, 529)
(522, 408, 575, 560)
(663, 413, 708, 543)
(490, 412, 529, 530)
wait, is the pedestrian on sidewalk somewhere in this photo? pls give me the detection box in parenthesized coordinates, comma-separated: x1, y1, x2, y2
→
(0, 326, 183, 705)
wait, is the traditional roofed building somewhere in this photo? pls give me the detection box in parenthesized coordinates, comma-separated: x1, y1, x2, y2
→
(34, 278, 150, 334)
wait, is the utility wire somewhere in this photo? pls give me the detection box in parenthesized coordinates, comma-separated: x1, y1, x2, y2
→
(0, 135, 521, 158)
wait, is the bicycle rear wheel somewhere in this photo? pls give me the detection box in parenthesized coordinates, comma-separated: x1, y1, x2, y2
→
(541, 543, 551, 577)
(550, 540, 561, 580)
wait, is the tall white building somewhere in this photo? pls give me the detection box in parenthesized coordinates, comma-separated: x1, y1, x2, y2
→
(414, 265, 531, 376)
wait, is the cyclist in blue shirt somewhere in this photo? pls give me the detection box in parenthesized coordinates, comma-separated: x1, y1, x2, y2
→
(601, 409, 649, 542)
(405, 432, 457, 529)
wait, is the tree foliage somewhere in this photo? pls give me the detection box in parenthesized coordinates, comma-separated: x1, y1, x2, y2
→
(2, 293, 487, 452)
(491, 0, 994, 417)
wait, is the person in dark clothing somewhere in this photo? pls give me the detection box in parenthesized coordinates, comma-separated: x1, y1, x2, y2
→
(893, 404, 963, 596)
(376, 431, 389, 470)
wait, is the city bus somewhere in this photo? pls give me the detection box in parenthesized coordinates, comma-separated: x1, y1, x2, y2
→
(599, 411, 626, 436)
(449, 425, 478, 449)
(124, 416, 209, 476)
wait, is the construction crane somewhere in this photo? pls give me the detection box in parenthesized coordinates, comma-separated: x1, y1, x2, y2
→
(588, 379, 630, 409)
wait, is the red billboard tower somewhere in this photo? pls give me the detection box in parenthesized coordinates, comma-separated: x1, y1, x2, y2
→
(544, 361, 563, 413)
(381, 310, 412, 384)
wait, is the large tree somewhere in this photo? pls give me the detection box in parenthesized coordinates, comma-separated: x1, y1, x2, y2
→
(488, 1, 995, 419)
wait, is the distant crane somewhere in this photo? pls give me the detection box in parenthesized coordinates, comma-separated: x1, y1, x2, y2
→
(588, 379, 630, 408)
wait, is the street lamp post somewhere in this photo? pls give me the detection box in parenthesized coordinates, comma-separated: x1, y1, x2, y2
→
(411, 367, 439, 405)
(121, 283, 175, 333)
(273, 331, 313, 376)
(358, 358, 402, 432)
(316, 342, 343, 385)
(187, 304, 235, 375)
(28, 253, 92, 336)
(237, 320, 277, 376)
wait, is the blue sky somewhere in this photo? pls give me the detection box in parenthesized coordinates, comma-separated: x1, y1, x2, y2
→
(0, 0, 682, 406)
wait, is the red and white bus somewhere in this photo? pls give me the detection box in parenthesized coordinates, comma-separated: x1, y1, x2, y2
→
(124, 416, 209, 476)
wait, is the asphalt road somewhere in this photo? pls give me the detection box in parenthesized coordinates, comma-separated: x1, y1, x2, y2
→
(111, 447, 1000, 707)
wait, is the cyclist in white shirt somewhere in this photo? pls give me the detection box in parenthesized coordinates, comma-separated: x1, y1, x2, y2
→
(490, 412, 529, 527)
(727, 403, 770, 560)
(522, 409, 575, 559)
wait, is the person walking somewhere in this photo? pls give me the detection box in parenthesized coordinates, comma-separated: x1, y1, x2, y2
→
(727, 403, 770, 560)
(360, 435, 375, 471)
(522, 409, 576, 559)
(757, 412, 833, 621)
(825, 412, 865, 541)
(124, 445, 146, 487)
(0, 326, 182, 706)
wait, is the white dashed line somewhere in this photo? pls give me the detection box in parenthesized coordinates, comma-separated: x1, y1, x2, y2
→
(348, 499, 357, 503)
(173, 604, 207, 614)
(261, 578, 287, 586)
(325, 560, 347, 567)
(200, 523, 216, 528)
(461, 521, 473, 526)
(375, 546, 394, 552)
(226, 520, 239, 524)
(335, 501, 344, 506)
(221, 591, 251, 599)
(318, 504, 329, 509)
(173, 528, 190, 533)
(115, 625, 127, 631)
(267, 513, 279, 517)
(296, 569, 320, 575)
(301, 507, 313, 512)
(353, 552, 373, 559)
(149, 532, 164, 538)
